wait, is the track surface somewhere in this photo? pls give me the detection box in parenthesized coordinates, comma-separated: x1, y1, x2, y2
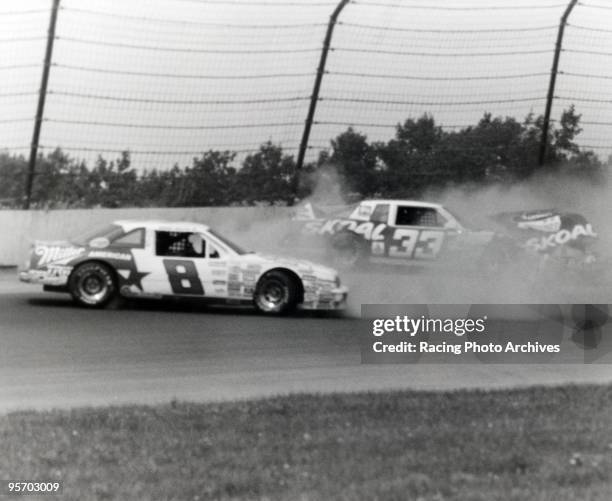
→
(1, 270, 611, 413)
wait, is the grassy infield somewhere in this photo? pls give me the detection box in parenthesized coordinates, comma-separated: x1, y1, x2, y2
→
(1, 384, 612, 500)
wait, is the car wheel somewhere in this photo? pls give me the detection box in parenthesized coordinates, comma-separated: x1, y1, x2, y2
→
(69, 262, 117, 308)
(254, 270, 298, 315)
(330, 232, 363, 269)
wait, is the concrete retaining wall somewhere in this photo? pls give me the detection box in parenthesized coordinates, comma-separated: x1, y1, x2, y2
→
(0, 207, 293, 266)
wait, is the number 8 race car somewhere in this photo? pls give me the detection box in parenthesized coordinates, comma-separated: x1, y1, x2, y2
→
(19, 220, 348, 315)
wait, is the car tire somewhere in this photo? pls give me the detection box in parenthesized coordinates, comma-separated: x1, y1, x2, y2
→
(253, 270, 298, 315)
(329, 231, 364, 269)
(68, 262, 117, 308)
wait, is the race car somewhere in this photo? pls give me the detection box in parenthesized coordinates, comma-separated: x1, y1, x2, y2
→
(19, 220, 348, 314)
(489, 208, 598, 268)
(283, 199, 598, 272)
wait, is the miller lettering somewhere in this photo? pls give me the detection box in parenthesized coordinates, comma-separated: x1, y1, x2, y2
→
(35, 246, 84, 266)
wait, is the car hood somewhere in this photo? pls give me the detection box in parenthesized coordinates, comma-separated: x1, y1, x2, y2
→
(243, 252, 339, 279)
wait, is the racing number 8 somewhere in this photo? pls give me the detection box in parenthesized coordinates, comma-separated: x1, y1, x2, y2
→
(163, 259, 204, 295)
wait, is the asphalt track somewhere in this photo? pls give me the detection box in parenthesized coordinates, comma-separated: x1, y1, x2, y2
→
(1, 269, 611, 413)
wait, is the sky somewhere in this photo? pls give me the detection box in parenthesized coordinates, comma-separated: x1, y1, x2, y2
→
(1, 0, 611, 171)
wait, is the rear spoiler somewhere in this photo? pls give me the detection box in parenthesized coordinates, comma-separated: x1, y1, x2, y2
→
(291, 202, 357, 221)
(291, 202, 317, 221)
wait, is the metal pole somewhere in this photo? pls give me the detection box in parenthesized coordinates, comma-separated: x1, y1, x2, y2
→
(24, 0, 60, 209)
(296, 0, 350, 171)
(539, 0, 577, 167)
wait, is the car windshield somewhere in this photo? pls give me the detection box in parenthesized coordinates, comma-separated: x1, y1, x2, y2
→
(208, 229, 250, 255)
(71, 224, 124, 246)
(445, 207, 473, 230)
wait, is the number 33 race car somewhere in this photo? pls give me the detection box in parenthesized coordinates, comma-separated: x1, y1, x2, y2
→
(19, 220, 348, 314)
(286, 199, 598, 273)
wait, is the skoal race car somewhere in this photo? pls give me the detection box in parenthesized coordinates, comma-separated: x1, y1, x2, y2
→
(284, 199, 598, 272)
(19, 220, 348, 314)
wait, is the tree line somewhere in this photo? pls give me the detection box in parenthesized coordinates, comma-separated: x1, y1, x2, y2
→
(0, 106, 606, 209)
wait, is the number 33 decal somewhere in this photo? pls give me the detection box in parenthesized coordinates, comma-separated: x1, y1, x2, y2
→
(388, 229, 444, 259)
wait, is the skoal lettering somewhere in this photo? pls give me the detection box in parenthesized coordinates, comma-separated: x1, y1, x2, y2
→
(525, 224, 597, 252)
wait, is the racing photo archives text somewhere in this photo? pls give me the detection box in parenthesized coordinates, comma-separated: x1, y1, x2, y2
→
(370, 315, 561, 355)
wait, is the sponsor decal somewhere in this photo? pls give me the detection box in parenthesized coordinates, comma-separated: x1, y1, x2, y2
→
(89, 237, 110, 249)
(308, 219, 386, 241)
(520, 211, 556, 221)
(88, 250, 132, 261)
(517, 215, 561, 233)
(228, 282, 242, 297)
(46, 265, 72, 278)
(242, 271, 258, 283)
(209, 261, 228, 268)
(525, 224, 597, 252)
(35, 245, 84, 266)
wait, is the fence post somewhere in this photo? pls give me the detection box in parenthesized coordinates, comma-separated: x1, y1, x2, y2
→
(296, 0, 350, 172)
(24, 0, 60, 209)
(539, 0, 577, 166)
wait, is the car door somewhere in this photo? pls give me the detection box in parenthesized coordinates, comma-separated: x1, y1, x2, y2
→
(386, 205, 446, 261)
(145, 230, 226, 297)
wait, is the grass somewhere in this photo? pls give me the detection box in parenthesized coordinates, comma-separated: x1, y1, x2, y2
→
(1, 384, 612, 500)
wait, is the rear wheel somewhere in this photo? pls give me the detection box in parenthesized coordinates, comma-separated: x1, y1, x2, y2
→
(254, 270, 298, 315)
(68, 262, 117, 308)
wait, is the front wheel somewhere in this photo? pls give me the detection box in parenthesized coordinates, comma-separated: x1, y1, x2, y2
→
(68, 262, 117, 308)
(253, 271, 298, 315)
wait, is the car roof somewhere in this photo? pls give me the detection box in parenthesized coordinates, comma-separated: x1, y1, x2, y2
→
(113, 220, 211, 233)
(360, 199, 444, 209)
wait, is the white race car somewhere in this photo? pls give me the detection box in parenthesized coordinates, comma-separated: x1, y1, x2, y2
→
(19, 220, 348, 314)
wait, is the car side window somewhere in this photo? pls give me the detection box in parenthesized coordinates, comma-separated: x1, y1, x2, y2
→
(395, 207, 442, 227)
(370, 204, 390, 224)
(208, 243, 221, 259)
(156, 231, 207, 258)
(111, 228, 145, 248)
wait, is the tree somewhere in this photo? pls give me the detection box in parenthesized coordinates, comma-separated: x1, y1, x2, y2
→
(236, 142, 296, 205)
(179, 150, 237, 206)
(329, 128, 380, 199)
(0, 152, 27, 206)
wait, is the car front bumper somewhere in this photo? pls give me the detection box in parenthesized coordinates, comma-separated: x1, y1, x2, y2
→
(19, 268, 70, 286)
(299, 285, 349, 311)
